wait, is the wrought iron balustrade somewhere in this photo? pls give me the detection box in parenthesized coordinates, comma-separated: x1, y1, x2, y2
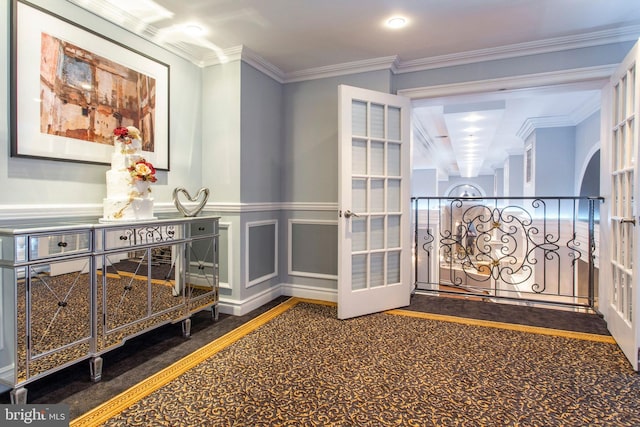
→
(412, 196, 603, 310)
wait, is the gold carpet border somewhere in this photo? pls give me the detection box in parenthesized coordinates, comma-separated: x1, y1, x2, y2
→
(70, 297, 614, 426)
(70, 297, 302, 427)
(386, 308, 617, 344)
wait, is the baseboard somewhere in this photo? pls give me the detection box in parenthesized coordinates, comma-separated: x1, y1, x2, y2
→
(280, 283, 337, 302)
(217, 283, 337, 316)
(218, 286, 284, 316)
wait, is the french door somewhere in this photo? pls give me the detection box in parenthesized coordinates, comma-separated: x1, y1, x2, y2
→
(337, 85, 411, 319)
(607, 40, 640, 370)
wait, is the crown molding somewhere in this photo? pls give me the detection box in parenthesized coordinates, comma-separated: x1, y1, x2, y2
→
(283, 56, 399, 83)
(516, 117, 575, 141)
(395, 25, 640, 74)
(200, 46, 287, 83)
(569, 95, 601, 124)
(515, 91, 602, 141)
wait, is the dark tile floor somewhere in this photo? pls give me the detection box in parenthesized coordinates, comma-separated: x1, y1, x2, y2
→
(0, 294, 609, 419)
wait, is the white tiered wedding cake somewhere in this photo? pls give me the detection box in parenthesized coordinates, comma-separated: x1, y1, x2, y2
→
(101, 126, 157, 222)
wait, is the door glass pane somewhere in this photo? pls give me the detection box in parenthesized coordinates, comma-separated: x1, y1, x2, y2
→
(371, 179, 384, 212)
(371, 216, 384, 250)
(388, 215, 400, 248)
(388, 179, 401, 212)
(621, 272, 627, 315)
(621, 222, 627, 266)
(612, 175, 619, 216)
(352, 254, 367, 290)
(627, 272, 633, 321)
(352, 178, 367, 213)
(630, 65, 636, 114)
(388, 106, 401, 140)
(632, 170, 636, 213)
(388, 143, 400, 176)
(622, 172, 628, 215)
(352, 139, 367, 175)
(630, 120, 636, 167)
(612, 129, 619, 171)
(387, 250, 400, 284)
(371, 142, 384, 176)
(628, 223, 634, 269)
(370, 252, 384, 287)
(622, 126, 628, 169)
(352, 100, 367, 136)
(371, 103, 385, 139)
(614, 83, 620, 124)
(352, 217, 367, 252)
(622, 75, 628, 119)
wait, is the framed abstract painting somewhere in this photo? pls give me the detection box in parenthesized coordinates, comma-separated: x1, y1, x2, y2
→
(11, 0, 170, 170)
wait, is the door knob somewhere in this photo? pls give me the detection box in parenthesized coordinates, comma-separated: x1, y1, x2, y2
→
(621, 217, 637, 226)
(343, 210, 359, 219)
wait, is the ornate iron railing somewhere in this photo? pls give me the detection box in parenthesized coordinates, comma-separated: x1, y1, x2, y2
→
(412, 196, 603, 310)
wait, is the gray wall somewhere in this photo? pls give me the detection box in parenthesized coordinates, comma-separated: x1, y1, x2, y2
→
(534, 127, 576, 196)
(505, 154, 524, 196)
(412, 169, 438, 196)
(575, 111, 601, 193)
(241, 62, 284, 203)
(282, 71, 392, 203)
(202, 61, 241, 202)
(494, 168, 504, 197)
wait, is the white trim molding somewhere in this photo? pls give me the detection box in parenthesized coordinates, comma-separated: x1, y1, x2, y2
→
(280, 283, 337, 303)
(217, 282, 337, 316)
(245, 219, 278, 288)
(218, 285, 283, 316)
(288, 219, 339, 280)
(218, 222, 233, 290)
(0, 202, 339, 220)
(395, 26, 640, 74)
(399, 65, 615, 101)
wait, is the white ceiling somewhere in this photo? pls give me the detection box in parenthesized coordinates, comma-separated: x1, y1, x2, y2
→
(71, 0, 640, 177)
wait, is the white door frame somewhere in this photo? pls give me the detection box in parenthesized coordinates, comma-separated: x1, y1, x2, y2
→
(399, 66, 616, 324)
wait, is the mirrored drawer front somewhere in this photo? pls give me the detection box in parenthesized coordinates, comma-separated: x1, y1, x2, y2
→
(190, 220, 218, 237)
(104, 224, 184, 250)
(29, 231, 91, 260)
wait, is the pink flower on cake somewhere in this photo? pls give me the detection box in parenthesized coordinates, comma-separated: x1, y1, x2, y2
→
(129, 160, 158, 182)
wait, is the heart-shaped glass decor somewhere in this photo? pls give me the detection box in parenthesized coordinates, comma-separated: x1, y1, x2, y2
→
(172, 187, 210, 217)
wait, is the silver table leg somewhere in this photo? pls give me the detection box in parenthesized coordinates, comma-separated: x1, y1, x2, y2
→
(90, 356, 103, 382)
(182, 318, 191, 338)
(10, 387, 27, 404)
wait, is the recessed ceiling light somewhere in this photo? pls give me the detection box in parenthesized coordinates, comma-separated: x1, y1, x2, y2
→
(386, 16, 407, 29)
(463, 113, 484, 122)
(182, 23, 205, 37)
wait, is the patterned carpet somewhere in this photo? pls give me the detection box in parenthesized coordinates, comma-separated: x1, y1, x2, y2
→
(72, 298, 640, 427)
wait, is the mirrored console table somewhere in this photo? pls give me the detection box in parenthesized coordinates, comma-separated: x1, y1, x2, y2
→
(0, 214, 219, 404)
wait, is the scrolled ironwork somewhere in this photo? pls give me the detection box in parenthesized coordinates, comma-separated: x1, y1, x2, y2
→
(412, 196, 603, 309)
